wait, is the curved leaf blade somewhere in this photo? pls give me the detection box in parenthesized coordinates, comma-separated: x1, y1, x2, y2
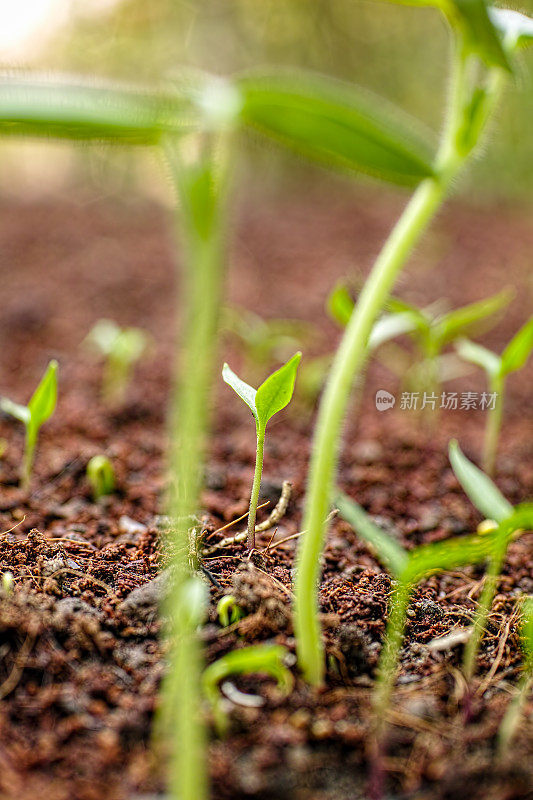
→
(28, 360, 58, 428)
(500, 317, 533, 376)
(237, 71, 436, 186)
(455, 338, 501, 376)
(402, 528, 496, 584)
(255, 352, 301, 430)
(432, 288, 513, 348)
(0, 73, 193, 144)
(222, 363, 258, 422)
(449, 439, 513, 522)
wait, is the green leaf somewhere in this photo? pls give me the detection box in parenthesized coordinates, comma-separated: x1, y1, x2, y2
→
(432, 288, 512, 348)
(449, 440, 513, 522)
(327, 283, 354, 327)
(237, 71, 436, 186)
(402, 527, 497, 584)
(222, 363, 258, 422)
(28, 360, 58, 429)
(0, 397, 30, 425)
(500, 317, 533, 376)
(489, 8, 533, 51)
(455, 338, 501, 377)
(336, 492, 408, 578)
(0, 73, 193, 144)
(255, 352, 301, 431)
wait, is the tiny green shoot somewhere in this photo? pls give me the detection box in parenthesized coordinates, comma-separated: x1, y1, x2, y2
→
(0, 360, 58, 491)
(87, 455, 116, 501)
(202, 644, 293, 734)
(449, 440, 533, 679)
(456, 315, 533, 475)
(222, 352, 301, 550)
(216, 595, 243, 627)
(497, 597, 533, 758)
(84, 319, 149, 406)
(2, 571, 14, 595)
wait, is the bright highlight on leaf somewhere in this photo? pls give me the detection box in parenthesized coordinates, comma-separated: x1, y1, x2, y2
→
(238, 71, 436, 186)
(0, 359, 58, 490)
(223, 353, 301, 549)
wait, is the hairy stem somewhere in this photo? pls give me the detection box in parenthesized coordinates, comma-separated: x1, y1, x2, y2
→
(248, 427, 265, 549)
(482, 373, 504, 476)
(294, 45, 506, 685)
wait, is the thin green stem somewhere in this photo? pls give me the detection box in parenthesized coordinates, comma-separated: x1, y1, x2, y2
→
(248, 427, 265, 550)
(21, 425, 36, 492)
(497, 671, 533, 759)
(374, 581, 412, 732)
(294, 44, 507, 685)
(482, 373, 504, 476)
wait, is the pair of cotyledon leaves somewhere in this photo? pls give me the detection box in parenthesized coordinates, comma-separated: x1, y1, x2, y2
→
(337, 440, 532, 585)
(222, 352, 301, 434)
(0, 5, 531, 189)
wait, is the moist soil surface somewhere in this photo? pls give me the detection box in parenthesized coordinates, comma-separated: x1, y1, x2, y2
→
(0, 185, 531, 800)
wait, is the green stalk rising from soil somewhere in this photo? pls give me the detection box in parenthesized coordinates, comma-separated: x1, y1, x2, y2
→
(295, 42, 508, 685)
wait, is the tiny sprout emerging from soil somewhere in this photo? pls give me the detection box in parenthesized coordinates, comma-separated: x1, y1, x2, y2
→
(202, 644, 294, 734)
(497, 596, 533, 758)
(87, 455, 115, 501)
(449, 440, 533, 680)
(0, 360, 58, 491)
(216, 595, 243, 627)
(222, 352, 301, 550)
(84, 319, 149, 406)
(1, 571, 13, 595)
(456, 315, 533, 475)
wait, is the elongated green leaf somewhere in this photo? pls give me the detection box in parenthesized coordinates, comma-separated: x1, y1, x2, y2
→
(327, 283, 354, 327)
(28, 360, 58, 429)
(432, 288, 512, 348)
(489, 8, 533, 51)
(222, 363, 258, 422)
(455, 338, 501, 377)
(402, 527, 496, 583)
(255, 352, 301, 430)
(336, 492, 408, 577)
(237, 71, 435, 186)
(449, 439, 513, 522)
(0, 73, 192, 143)
(500, 317, 533, 376)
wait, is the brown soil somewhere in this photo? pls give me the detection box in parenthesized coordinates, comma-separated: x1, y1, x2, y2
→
(0, 185, 531, 800)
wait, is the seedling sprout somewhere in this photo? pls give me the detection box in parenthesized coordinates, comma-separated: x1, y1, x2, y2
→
(222, 352, 301, 550)
(456, 315, 533, 474)
(87, 455, 116, 501)
(84, 319, 150, 406)
(0, 360, 58, 491)
(216, 595, 244, 627)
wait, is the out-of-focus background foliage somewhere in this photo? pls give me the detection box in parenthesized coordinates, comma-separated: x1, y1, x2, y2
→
(0, 0, 532, 201)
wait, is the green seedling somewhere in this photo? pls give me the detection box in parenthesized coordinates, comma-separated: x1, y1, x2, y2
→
(456, 315, 533, 475)
(202, 644, 294, 734)
(216, 595, 244, 627)
(330, 282, 511, 400)
(223, 307, 311, 374)
(337, 487, 531, 762)
(497, 597, 533, 758)
(84, 319, 150, 406)
(288, 4, 533, 685)
(87, 455, 115, 501)
(0, 360, 58, 491)
(222, 352, 301, 550)
(449, 440, 533, 680)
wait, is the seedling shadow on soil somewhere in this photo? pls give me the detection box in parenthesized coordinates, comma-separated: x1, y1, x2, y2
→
(0, 192, 531, 800)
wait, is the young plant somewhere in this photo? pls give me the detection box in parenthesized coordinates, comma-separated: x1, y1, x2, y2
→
(84, 319, 150, 406)
(497, 597, 533, 758)
(222, 352, 301, 550)
(449, 440, 533, 680)
(456, 315, 533, 475)
(336, 483, 531, 760)
(216, 595, 244, 627)
(0, 360, 58, 491)
(251, 4, 533, 684)
(330, 282, 511, 400)
(202, 644, 293, 734)
(86, 455, 115, 501)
